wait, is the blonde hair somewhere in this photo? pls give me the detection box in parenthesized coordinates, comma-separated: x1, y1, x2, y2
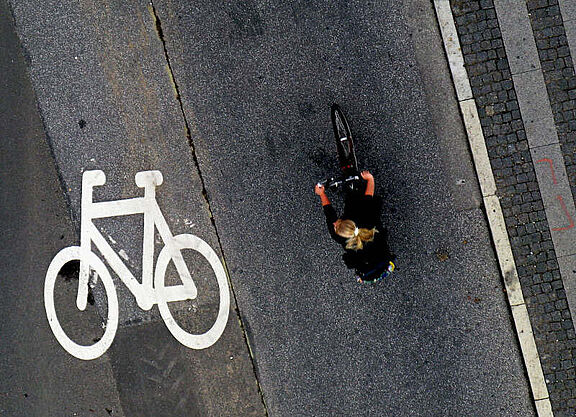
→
(335, 219, 378, 251)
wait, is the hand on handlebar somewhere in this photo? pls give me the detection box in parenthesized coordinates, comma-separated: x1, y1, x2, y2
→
(315, 183, 326, 196)
(361, 170, 373, 181)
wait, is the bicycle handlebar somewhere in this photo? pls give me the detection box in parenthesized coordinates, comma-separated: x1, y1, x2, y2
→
(318, 175, 360, 190)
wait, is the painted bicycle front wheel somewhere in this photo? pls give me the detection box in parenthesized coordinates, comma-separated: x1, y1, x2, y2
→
(155, 234, 230, 349)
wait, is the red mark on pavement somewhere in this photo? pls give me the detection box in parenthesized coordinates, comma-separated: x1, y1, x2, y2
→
(552, 195, 575, 231)
(536, 158, 558, 184)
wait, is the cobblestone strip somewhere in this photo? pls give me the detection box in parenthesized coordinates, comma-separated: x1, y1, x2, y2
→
(494, 0, 576, 304)
(527, 0, 576, 322)
(444, 0, 576, 415)
(434, 2, 551, 415)
(558, 1, 576, 68)
(525, 0, 576, 414)
(444, 0, 576, 417)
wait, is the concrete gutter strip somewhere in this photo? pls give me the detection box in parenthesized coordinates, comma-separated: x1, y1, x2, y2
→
(535, 398, 555, 416)
(433, 0, 473, 101)
(433, 1, 553, 415)
(483, 195, 524, 307)
(458, 99, 497, 198)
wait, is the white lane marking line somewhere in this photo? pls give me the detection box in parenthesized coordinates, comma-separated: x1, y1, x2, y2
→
(433, 1, 553, 415)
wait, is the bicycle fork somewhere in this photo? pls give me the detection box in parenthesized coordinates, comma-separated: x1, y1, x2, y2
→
(138, 171, 198, 307)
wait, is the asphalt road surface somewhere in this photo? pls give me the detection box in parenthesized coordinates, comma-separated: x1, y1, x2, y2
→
(1, 0, 536, 416)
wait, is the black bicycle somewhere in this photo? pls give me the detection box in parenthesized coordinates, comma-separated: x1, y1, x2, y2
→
(317, 104, 361, 191)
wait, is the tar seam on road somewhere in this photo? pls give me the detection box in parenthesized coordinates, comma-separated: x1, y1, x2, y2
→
(147, 3, 269, 415)
(433, 1, 554, 416)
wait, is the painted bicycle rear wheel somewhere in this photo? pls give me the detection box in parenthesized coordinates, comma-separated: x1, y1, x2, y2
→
(44, 246, 119, 360)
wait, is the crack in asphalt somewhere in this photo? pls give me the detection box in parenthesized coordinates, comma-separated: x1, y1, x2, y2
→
(148, 3, 270, 415)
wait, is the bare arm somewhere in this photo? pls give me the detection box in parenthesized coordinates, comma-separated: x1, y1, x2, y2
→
(315, 184, 331, 206)
(361, 171, 374, 196)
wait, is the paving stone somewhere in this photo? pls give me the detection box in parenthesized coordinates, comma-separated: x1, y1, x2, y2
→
(514, 70, 559, 147)
(450, 0, 576, 413)
(494, 0, 541, 74)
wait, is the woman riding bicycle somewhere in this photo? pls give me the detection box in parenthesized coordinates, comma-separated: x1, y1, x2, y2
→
(315, 170, 395, 283)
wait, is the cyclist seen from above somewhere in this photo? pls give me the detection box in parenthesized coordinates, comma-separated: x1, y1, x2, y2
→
(315, 170, 395, 283)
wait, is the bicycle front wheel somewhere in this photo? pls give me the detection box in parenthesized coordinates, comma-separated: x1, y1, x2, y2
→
(44, 246, 119, 360)
(331, 103, 358, 175)
(155, 234, 230, 349)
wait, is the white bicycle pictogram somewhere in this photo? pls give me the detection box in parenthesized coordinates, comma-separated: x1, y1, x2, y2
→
(44, 170, 230, 360)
